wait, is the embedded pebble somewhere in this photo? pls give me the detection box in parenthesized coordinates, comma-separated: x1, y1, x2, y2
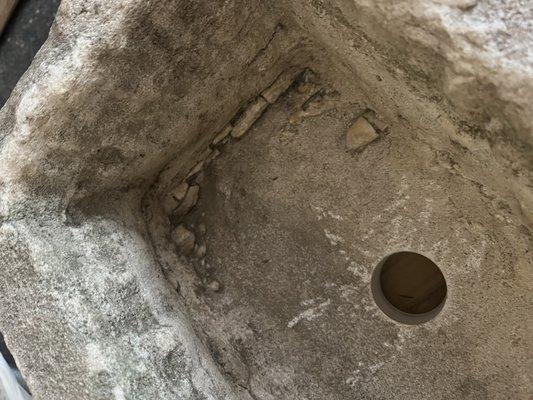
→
(345, 116, 379, 150)
(262, 68, 301, 103)
(212, 125, 232, 146)
(207, 280, 221, 292)
(162, 181, 189, 213)
(230, 97, 269, 139)
(171, 185, 200, 223)
(171, 225, 196, 256)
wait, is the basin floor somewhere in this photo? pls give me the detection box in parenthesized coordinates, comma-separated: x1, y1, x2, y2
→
(170, 80, 530, 399)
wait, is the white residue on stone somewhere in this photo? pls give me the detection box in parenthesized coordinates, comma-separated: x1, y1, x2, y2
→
(346, 361, 385, 388)
(311, 205, 344, 221)
(418, 198, 434, 225)
(312, 205, 324, 220)
(301, 298, 315, 306)
(383, 175, 410, 214)
(395, 328, 414, 352)
(347, 261, 370, 283)
(461, 238, 488, 274)
(361, 228, 374, 241)
(339, 285, 358, 304)
(327, 211, 344, 220)
(113, 386, 126, 400)
(287, 299, 331, 328)
(369, 361, 385, 374)
(324, 229, 344, 246)
(85, 342, 108, 372)
(345, 374, 360, 387)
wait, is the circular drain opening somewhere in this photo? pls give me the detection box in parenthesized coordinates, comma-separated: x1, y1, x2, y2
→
(371, 252, 447, 324)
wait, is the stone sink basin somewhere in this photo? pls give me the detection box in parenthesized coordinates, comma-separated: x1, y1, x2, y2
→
(0, 1, 531, 399)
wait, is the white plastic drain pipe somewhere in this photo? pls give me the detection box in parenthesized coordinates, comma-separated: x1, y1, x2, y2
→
(0, 353, 31, 400)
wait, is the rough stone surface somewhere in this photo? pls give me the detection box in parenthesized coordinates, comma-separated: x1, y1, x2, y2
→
(362, 109, 388, 133)
(0, 0, 531, 399)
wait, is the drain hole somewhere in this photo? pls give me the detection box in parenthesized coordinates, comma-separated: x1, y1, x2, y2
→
(371, 252, 447, 324)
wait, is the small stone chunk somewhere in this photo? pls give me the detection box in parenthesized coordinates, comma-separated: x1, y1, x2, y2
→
(171, 225, 195, 256)
(212, 125, 232, 146)
(162, 181, 189, 213)
(205, 149, 221, 165)
(207, 280, 221, 292)
(230, 97, 269, 139)
(194, 242, 207, 258)
(295, 69, 320, 96)
(261, 68, 301, 104)
(346, 116, 379, 151)
(197, 223, 207, 235)
(171, 185, 200, 223)
(171, 181, 189, 202)
(186, 159, 205, 179)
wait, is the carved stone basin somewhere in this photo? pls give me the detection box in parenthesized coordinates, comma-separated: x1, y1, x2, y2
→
(0, 1, 531, 399)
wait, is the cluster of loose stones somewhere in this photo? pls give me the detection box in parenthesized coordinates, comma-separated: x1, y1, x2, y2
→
(160, 67, 314, 291)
